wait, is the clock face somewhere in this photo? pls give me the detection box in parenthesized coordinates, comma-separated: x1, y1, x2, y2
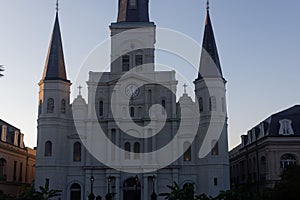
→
(125, 84, 140, 98)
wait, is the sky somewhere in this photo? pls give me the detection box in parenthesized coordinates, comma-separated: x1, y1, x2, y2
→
(0, 0, 300, 149)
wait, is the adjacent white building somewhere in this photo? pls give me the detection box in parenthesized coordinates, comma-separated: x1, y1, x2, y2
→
(35, 1, 230, 199)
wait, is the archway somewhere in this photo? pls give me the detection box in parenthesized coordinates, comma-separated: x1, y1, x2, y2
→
(123, 176, 141, 200)
(70, 183, 81, 200)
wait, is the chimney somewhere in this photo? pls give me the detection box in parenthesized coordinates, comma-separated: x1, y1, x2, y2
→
(14, 130, 19, 146)
(1, 125, 7, 142)
(19, 133, 24, 148)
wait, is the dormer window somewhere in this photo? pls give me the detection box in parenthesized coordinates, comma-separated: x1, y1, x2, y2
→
(129, 0, 137, 9)
(279, 119, 294, 136)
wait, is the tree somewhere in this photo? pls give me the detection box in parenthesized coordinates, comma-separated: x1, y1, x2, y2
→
(15, 184, 39, 200)
(159, 181, 266, 200)
(159, 182, 197, 200)
(35, 181, 61, 200)
(270, 164, 300, 200)
(0, 65, 4, 77)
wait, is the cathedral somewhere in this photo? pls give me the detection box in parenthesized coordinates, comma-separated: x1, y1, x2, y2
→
(35, 0, 230, 199)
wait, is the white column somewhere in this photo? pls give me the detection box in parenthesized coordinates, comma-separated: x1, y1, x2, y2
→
(143, 175, 148, 200)
(116, 128, 120, 164)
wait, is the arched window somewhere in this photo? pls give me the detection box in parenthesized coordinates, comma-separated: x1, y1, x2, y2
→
(61, 99, 66, 113)
(125, 142, 131, 160)
(260, 156, 267, 180)
(99, 101, 104, 117)
(73, 142, 81, 162)
(209, 96, 217, 111)
(280, 154, 297, 169)
(47, 98, 54, 113)
(0, 158, 7, 180)
(130, 107, 135, 117)
(134, 142, 140, 159)
(211, 140, 219, 155)
(214, 178, 218, 186)
(122, 55, 130, 72)
(199, 97, 203, 112)
(70, 183, 81, 200)
(161, 100, 166, 115)
(183, 142, 191, 161)
(45, 141, 52, 157)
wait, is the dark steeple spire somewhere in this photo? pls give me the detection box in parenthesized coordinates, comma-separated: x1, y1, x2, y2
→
(41, 12, 69, 82)
(117, 0, 150, 22)
(197, 1, 223, 80)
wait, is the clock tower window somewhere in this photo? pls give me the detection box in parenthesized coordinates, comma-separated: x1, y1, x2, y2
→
(122, 55, 130, 72)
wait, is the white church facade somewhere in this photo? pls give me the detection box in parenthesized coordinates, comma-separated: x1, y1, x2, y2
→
(35, 0, 230, 199)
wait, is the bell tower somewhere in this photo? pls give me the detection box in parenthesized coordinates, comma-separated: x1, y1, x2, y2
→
(35, 9, 71, 193)
(117, 0, 150, 22)
(110, 0, 155, 73)
(194, 1, 230, 196)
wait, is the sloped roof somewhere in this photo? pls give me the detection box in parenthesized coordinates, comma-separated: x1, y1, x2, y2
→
(41, 13, 69, 82)
(197, 10, 223, 80)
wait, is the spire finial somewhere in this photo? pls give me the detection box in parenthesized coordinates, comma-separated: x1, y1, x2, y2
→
(56, 0, 59, 13)
(183, 83, 187, 94)
(78, 85, 82, 96)
(206, 0, 210, 11)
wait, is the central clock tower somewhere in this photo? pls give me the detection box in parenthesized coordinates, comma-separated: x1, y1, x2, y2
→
(110, 0, 155, 74)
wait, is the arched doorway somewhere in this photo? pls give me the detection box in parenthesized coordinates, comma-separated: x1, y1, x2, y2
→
(70, 183, 81, 200)
(123, 176, 141, 200)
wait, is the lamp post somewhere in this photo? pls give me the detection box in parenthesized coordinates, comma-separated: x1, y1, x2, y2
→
(134, 175, 141, 200)
(106, 176, 112, 200)
(151, 175, 157, 200)
(88, 176, 95, 200)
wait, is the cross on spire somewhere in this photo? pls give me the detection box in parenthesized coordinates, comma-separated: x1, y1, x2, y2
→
(56, 0, 59, 13)
(183, 83, 188, 94)
(206, 0, 210, 11)
(78, 85, 82, 96)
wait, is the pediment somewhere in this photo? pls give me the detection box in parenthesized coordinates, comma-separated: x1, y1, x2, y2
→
(108, 72, 157, 85)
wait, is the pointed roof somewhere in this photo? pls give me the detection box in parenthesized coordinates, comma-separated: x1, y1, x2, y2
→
(197, 7, 223, 80)
(117, 0, 150, 22)
(41, 12, 69, 82)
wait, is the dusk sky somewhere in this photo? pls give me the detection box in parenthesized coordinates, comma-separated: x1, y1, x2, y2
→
(0, 0, 299, 149)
